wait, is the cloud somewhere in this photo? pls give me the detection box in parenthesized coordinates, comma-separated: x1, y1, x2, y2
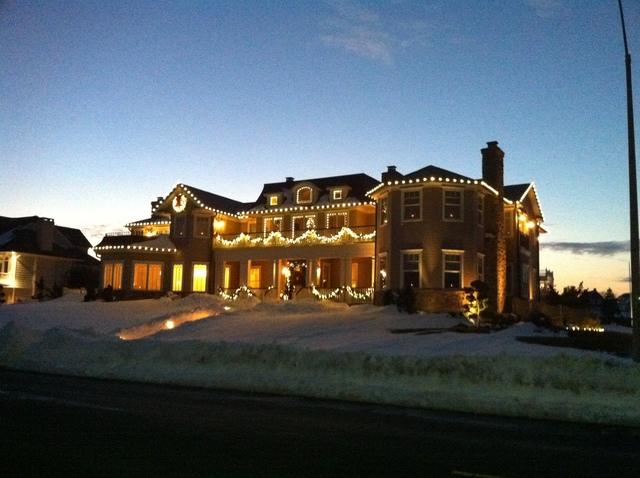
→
(524, 0, 570, 19)
(543, 240, 630, 256)
(320, 1, 432, 64)
(81, 224, 127, 246)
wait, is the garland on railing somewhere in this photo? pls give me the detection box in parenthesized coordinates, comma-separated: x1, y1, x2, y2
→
(311, 285, 373, 301)
(215, 227, 375, 248)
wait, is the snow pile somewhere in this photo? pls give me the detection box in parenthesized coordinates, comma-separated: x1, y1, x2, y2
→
(0, 321, 639, 426)
(0, 292, 638, 426)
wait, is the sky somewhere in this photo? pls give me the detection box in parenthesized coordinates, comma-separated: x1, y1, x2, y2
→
(1, 0, 639, 294)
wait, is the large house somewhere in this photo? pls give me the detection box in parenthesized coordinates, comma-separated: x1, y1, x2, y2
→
(95, 141, 544, 313)
(0, 216, 97, 303)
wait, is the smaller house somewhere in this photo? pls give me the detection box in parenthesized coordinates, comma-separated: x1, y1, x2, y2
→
(0, 216, 97, 303)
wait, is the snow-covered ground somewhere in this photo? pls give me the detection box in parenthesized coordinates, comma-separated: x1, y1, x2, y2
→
(1, 290, 639, 427)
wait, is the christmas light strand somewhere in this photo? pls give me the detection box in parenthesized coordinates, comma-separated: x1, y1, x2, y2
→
(215, 227, 375, 248)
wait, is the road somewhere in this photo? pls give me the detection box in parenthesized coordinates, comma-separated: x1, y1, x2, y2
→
(0, 368, 638, 477)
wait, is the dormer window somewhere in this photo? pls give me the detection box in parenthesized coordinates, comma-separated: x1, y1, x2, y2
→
(332, 189, 343, 201)
(269, 196, 279, 206)
(296, 186, 312, 204)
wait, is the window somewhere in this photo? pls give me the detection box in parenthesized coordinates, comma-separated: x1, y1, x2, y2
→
(292, 215, 316, 237)
(477, 254, 485, 282)
(264, 217, 283, 235)
(172, 264, 183, 292)
(133, 262, 162, 291)
(378, 254, 388, 289)
(402, 190, 421, 221)
(0, 256, 9, 274)
(351, 262, 359, 288)
(192, 264, 208, 292)
(443, 251, 463, 289)
(296, 186, 312, 204)
(194, 216, 211, 237)
(521, 264, 530, 299)
(379, 196, 388, 225)
(478, 195, 484, 226)
(269, 195, 279, 206)
(326, 212, 347, 229)
(224, 265, 231, 289)
(332, 189, 342, 201)
(443, 189, 463, 221)
(173, 215, 187, 237)
(249, 265, 261, 289)
(402, 251, 420, 288)
(102, 262, 123, 289)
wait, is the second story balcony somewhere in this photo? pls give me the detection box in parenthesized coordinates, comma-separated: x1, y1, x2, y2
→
(214, 225, 376, 249)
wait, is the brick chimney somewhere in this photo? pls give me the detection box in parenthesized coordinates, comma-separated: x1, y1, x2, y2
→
(36, 217, 54, 252)
(481, 141, 507, 313)
(151, 196, 163, 211)
(381, 165, 403, 183)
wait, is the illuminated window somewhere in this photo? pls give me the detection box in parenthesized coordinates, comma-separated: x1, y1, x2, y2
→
(326, 212, 347, 229)
(192, 264, 207, 292)
(292, 215, 316, 237)
(194, 216, 211, 237)
(0, 256, 9, 274)
(402, 190, 421, 221)
(172, 264, 183, 292)
(350, 262, 359, 288)
(401, 251, 420, 288)
(379, 196, 388, 225)
(264, 217, 282, 235)
(443, 251, 463, 289)
(133, 263, 162, 291)
(332, 189, 342, 201)
(443, 189, 463, 221)
(102, 262, 123, 289)
(296, 186, 312, 204)
(477, 254, 485, 282)
(224, 265, 231, 289)
(249, 266, 261, 289)
(269, 196, 278, 206)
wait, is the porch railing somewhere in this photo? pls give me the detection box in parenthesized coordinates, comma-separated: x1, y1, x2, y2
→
(215, 225, 376, 248)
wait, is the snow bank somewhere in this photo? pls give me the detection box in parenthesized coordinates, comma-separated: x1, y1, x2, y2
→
(1, 321, 639, 427)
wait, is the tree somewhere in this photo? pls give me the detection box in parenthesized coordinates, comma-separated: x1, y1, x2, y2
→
(601, 288, 620, 323)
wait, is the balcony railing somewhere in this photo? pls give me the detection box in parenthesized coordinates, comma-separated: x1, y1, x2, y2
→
(214, 225, 376, 248)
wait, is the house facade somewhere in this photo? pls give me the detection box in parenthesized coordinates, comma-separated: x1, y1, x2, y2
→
(0, 216, 97, 303)
(95, 141, 544, 313)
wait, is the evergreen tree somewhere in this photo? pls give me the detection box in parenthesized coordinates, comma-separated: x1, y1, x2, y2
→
(601, 288, 619, 323)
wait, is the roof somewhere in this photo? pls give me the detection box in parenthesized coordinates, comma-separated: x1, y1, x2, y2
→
(94, 234, 178, 253)
(404, 165, 474, 182)
(153, 184, 252, 216)
(504, 184, 531, 202)
(254, 173, 379, 208)
(0, 216, 92, 260)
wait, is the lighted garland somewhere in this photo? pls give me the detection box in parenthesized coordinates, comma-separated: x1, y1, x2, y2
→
(218, 285, 256, 301)
(311, 285, 373, 301)
(215, 227, 375, 248)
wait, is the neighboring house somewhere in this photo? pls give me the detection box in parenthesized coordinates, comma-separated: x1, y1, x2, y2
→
(539, 268, 555, 296)
(0, 216, 96, 303)
(618, 293, 631, 319)
(95, 141, 545, 313)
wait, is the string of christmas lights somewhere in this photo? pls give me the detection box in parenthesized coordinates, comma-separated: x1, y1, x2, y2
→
(215, 227, 375, 248)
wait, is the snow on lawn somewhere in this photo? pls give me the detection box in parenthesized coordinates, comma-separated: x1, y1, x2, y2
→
(1, 291, 639, 427)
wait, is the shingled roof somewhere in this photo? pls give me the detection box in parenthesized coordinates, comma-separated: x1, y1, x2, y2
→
(403, 165, 474, 182)
(253, 173, 378, 208)
(504, 183, 532, 202)
(181, 184, 254, 214)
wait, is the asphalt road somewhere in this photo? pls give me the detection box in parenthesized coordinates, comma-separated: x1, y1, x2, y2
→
(0, 368, 639, 477)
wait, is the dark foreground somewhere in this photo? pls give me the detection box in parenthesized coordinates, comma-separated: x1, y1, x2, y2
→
(0, 368, 639, 477)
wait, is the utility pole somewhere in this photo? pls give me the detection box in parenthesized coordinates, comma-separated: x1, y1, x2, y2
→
(617, 0, 640, 361)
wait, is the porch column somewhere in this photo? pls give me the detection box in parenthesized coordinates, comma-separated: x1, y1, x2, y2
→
(371, 257, 376, 287)
(342, 258, 352, 287)
(239, 260, 249, 287)
(306, 258, 315, 286)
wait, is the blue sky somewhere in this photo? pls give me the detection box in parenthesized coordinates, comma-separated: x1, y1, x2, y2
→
(2, 0, 639, 293)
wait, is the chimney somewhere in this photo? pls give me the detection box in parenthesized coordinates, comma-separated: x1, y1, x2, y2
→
(151, 196, 163, 211)
(285, 177, 294, 184)
(36, 217, 54, 252)
(381, 165, 403, 183)
(481, 141, 507, 313)
(481, 141, 505, 194)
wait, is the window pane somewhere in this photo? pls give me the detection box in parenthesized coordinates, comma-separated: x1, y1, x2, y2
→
(172, 264, 183, 292)
(103, 264, 113, 288)
(379, 197, 388, 225)
(402, 253, 420, 288)
(403, 191, 421, 220)
(193, 264, 207, 292)
(444, 190, 462, 220)
(133, 264, 148, 290)
(444, 272, 460, 289)
(194, 216, 210, 237)
(147, 264, 163, 291)
(112, 263, 123, 289)
(297, 187, 312, 203)
(249, 266, 261, 289)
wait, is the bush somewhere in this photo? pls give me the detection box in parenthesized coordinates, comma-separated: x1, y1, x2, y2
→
(396, 286, 417, 314)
